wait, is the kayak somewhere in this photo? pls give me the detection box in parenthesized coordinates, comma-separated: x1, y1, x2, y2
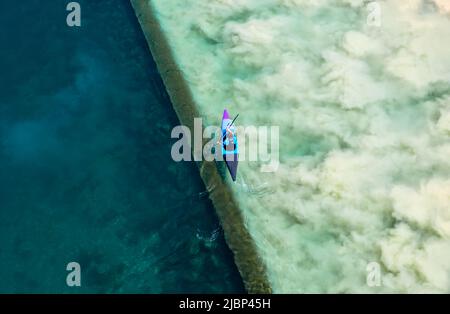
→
(221, 109, 238, 181)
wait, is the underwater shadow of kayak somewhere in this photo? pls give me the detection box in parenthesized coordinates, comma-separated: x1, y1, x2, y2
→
(214, 156, 230, 183)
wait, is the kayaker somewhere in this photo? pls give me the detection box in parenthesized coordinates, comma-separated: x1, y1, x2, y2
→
(224, 127, 235, 145)
(217, 125, 235, 146)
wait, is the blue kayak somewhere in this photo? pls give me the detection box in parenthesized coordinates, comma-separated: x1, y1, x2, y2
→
(221, 109, 238, 181)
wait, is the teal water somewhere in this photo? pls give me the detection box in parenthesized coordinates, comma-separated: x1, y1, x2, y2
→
(0, 0, 244, 293)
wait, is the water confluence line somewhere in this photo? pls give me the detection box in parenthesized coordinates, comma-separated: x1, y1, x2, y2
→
(130, 0, 272, 293)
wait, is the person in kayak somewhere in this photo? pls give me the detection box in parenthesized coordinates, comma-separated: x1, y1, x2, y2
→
(224, 126, 235, 146)
(217, 125, 235, 146)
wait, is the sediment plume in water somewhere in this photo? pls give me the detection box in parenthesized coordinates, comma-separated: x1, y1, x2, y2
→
(133, 0, 450, 293)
